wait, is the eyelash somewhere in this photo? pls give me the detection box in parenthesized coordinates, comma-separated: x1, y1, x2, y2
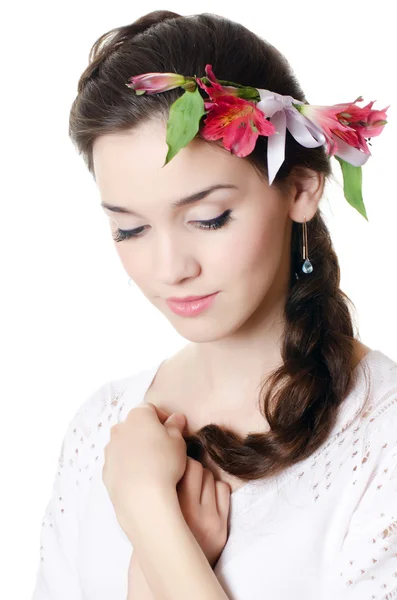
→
(112, 209, 234, 243)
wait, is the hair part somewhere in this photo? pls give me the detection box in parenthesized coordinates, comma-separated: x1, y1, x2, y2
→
(69, 10, 371, 482)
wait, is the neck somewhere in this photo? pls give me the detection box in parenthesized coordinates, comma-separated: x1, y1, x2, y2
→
(186, 300, 286, 409)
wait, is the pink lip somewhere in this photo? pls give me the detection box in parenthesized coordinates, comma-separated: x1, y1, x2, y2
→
(166, 292, 219, 317)
(167, 293, 215, 302)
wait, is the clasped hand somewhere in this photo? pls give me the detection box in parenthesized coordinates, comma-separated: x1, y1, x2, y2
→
(102, 401, 231, 568)
(102, 402, 187, 516)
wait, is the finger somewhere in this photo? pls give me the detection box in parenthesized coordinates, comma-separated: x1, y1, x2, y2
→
(200, 468, 217, 507)
(153, 406, 171, 421)
(164, 412, 187, 434)
(215, 481, 231, 516)
(144, 402, 171, 424)
(177, 456, 203, 501)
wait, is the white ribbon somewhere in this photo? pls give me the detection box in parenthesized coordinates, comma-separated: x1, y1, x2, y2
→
(256, 89, 370, 184)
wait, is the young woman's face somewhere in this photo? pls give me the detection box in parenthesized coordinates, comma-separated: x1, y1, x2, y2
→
(93, 119, 294, 341)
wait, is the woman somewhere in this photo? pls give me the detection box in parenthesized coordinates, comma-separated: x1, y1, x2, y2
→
(32, 10, 396, 600)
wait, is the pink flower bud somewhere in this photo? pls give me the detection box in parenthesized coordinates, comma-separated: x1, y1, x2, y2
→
(125, 72, 187, 94)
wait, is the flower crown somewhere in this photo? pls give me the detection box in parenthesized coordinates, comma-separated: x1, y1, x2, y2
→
(125, 64, 389, 221)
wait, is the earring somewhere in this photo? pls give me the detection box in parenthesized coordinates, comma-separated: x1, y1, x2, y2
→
(128, 278, 133, 286)
(295, 215, 314, 279)
(301, 214, 313, 274)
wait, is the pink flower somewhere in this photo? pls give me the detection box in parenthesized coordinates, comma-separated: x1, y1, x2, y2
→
(196, 64, 240, 105)
(298, 97, 389, 157)
(194, 64, 276, 156)
(345, 99, 389, 147)
(198, 94, 277, 157)
(125, 72, 191, 94)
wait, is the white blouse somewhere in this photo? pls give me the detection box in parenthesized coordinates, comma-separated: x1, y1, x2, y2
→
(31, 348, 397, 600)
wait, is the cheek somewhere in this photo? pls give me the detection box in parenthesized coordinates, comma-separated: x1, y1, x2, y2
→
(114, 244, 150, 285)
(215, 217, 282, 281)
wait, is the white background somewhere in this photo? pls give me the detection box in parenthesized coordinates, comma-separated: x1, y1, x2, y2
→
(1, 1, 396, 597)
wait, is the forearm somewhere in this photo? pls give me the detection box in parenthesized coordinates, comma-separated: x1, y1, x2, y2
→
(127, 552, 157, 600)
(125, 487, 229, 600)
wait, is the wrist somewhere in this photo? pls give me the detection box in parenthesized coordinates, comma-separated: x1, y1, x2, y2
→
(133, 483, 179, 509)
(125, 484, 181, 537)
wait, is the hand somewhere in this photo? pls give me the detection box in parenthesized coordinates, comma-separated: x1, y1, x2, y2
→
(102, 402, 188, 536)
(177, 456, 231, 568)
(142, 406, 232, 567)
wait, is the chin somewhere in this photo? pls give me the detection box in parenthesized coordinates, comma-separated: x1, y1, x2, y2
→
(167, 309, 250, 343)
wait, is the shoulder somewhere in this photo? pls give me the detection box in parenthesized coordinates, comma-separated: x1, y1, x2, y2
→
(354, 349, 397, 468)
(330, 349, 397, 439)
(58, 362, 161, 475)
(359, 349, 397, 429)
(69, 371, 140, 431)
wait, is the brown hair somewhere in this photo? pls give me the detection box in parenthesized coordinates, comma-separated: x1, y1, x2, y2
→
(69, 10, 371, 482)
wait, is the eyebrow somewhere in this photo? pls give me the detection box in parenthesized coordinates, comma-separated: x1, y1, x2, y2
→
(100, 183, 239, 216)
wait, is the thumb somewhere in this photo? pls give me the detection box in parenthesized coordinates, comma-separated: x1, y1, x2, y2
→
(145, 401, 171, 424)
(164, 412, 186, 437)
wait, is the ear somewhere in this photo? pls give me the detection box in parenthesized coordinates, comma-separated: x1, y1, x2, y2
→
(287, 167, 325, 223)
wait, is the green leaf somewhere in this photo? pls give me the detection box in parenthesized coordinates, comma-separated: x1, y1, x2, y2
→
(163, 87, 206, 166)
(334, 156, 368, 221)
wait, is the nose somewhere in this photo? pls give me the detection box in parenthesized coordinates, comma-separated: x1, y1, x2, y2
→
(153, 228, 201, 286)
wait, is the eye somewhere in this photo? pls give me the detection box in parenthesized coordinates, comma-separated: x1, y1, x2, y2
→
(112, 209, 234, 243)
